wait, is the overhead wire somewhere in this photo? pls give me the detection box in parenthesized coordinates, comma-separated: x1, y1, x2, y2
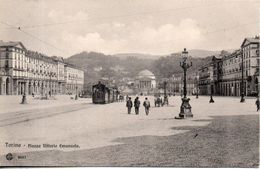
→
(0, 1, 258, 56)
(1, 18, 258, 56)
(0, 21, 68, 55)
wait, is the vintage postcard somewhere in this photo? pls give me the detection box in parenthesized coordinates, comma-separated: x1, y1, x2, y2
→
(0, 0, 259, 167)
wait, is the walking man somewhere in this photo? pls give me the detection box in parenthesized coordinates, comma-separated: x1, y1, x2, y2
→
(143, 97, 151, 116)
(126, 97, 133, 114)
(134, 97, 140, 115)
(256, 96, 259, 112)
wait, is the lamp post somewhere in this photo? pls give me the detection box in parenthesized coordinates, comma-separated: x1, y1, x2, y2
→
(49, 72, 52, 97)
(163, 80, 167, 98)
(162, 78, 168, 106)
(75, 86, 78, 100)
(75, 77, 78, 100)
(209, 84, 214, 103)
(176, 48, 193, 119)
(196, 75, 199, 99)
(21, 81, 27, 104)
(240, 50, 245, 102)
(257, 49, 260, 97)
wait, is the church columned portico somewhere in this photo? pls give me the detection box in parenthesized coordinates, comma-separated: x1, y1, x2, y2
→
(139, 80, 153, 89)
(135, 70, 156, 95)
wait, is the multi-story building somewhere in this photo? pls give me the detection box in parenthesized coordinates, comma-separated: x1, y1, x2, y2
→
(0, 41, 84, 95)
(64, 64, 84, 95)
(0, 41, 27, 95)
(198, 64, 212, 95)
(198, 36, 260, 97)
(241, 36, 260, 96)
(198, 56, 222, 95)
(25, 50, 59, 96)
(220, 49, 242, 96)
(53, 56, 66, 94)
(170, 72, 197, 96)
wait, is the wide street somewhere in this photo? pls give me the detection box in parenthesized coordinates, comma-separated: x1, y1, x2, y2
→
(0, 95, 259, 167)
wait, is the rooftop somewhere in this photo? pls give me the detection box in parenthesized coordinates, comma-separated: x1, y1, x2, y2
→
(137, 69, 155, 79)
(241, 36, 260, 47)
(0, 41, 26, 50)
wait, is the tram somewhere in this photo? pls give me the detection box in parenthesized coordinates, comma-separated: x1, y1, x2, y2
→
(92, 81, 120, 104)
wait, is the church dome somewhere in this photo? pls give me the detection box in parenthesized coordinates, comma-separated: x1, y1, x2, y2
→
(137, 70, 156, 79)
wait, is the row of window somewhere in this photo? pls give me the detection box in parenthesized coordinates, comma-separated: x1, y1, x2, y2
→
(223, 57, 241, 66)
(223, 67, 241, 74)
(3, 51, 59, 71)
(6, 48, 25, 54)
(13, 70, 58, 79)
(1, 48, 84, 80)
(243, 48, 259, 59)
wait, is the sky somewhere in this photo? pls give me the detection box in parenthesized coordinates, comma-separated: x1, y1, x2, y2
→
(0, 0, 259, 58)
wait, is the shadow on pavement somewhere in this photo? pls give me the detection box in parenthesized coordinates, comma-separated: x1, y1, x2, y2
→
(1, 114, 259, 167)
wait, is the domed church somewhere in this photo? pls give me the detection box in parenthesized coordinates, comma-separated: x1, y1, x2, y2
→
(135, 69, 156, 94)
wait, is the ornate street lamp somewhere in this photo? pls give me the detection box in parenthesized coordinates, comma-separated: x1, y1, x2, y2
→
(176, 48, 193, 119)
(240, 50, 245, 102)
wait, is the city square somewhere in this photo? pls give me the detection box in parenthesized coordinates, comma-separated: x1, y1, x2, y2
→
(0, 0, 259, 167)
(0, 95, 259, 167)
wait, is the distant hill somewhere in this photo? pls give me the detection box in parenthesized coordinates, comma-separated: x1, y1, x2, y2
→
(65, 49, 234, 87)
(151, 53, 213, 77)
(188, 49, 235, 58)
(114, 53, 162, 60)
(114, 49, 236, 59)
(66, 51, 154, 86)
(66, 51, 118, 70)
(187, 49, 220, 58)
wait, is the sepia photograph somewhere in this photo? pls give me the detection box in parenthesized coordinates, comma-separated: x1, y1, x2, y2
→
(0, 0, 259, 167)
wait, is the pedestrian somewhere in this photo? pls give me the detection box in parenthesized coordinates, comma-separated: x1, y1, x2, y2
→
(143, 97, 151, 116)
(256, 96, 260, 112)
(126, 97, 133, 114)
(134, 97, 140, 115)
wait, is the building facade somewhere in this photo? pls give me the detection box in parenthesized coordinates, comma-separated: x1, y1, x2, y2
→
(219, 50, 242, 96)
(197, 36, 260, 97)
(241, 36, 259, 96)
(170, 72, 197, 96)
(0, 41, 27, 95)
(198, 56, 222, 95)
(65, 64, 84, 95)
(135, 69, 156, 95)
(0, 41, 84, 95)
